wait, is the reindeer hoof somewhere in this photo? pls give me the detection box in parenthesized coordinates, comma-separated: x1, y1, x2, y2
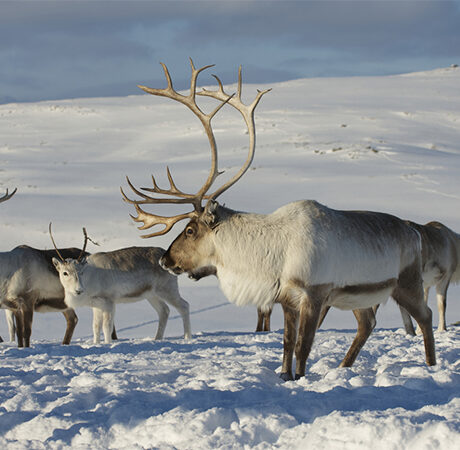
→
(279, 372, 294, 381)
(294, 373, 304, 380)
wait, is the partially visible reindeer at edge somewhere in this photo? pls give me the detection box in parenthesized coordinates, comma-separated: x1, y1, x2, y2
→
(399, 220, 460, 334)
(51, 228, 191, 344)
(122, 59, 436, 381)
(0, 244, 85, 347)
(313, 220, 460, 336)
(0, 188, 16, 343)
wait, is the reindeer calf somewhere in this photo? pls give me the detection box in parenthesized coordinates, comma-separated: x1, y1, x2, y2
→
(53, 247, 191, 344)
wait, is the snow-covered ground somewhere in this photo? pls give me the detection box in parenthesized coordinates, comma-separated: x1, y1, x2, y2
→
(1, 66, 459, 448)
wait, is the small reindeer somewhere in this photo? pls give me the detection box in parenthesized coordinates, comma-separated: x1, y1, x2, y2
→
(51, 229, 191, 344)
(122, 60, 435, 380)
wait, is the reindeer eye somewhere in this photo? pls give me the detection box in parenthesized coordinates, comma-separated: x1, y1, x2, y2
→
(186, 227, 194, 236)
(63, 272, 68, 276)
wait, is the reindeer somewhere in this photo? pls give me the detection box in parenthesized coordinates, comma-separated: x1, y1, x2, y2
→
(0, 245, 85, 347)
(0, 188, 17, 342)
(318, 220, 460, 335)
(398, 221, 460, 334)
(51, 230, 192, 344)
(122, 60, 436, 381)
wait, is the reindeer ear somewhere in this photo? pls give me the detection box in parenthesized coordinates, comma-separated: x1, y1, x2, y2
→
(202, 200, 219, 227)
(52, 257, 61, 270)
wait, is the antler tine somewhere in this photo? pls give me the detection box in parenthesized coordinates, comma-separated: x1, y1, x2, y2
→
(198, 67, 271, 200)
(0, 187, 17, 203)
(130, 203, 197, 238)
(122, 176, 200, 205)
(48, 222, 65, 262)
(141, 167, 198, 200)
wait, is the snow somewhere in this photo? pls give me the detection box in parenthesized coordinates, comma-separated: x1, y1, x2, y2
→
(1, 66, 460, 448)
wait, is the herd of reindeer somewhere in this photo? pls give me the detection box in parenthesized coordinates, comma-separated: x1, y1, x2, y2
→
(1, 59, 459, 381)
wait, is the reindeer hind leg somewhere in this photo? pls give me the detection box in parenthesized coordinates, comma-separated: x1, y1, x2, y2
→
(392, 265, 436, 366)
(340, 308, 376, 367)
(62, 309, 78, 345)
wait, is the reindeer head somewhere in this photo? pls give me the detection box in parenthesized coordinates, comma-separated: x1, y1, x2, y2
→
(122, 59, 270, 277)
(49, 224, 94, 297)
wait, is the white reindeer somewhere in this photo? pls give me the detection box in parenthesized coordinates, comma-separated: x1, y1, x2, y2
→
(122, 60, 436, 381)
(51, 232, 191, 344)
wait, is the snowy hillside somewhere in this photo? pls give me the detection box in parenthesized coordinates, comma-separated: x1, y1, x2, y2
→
(1, 66, 460, 447)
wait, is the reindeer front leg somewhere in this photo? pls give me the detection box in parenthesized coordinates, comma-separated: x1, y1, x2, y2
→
(102, 306, 115, 344)
(92, 308, 103, 344)
(21, 304, 34, 347)
(6, 309, 16, 342)
(62, 309, 78, 345)
(280, 301, 298, 381)
(294, 294, 322, 379)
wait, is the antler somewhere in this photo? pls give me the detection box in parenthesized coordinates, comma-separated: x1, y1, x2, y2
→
(49, 222, 98, 261)
(122, 58, 269, 238)
(78, 227, 99, 261)
(0, 188, 17, 204)
(198, 67, 271, 200)
(49, 222, 65, 262)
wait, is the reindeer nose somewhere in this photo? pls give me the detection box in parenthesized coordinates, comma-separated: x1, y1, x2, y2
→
(75, 289, 82, 296)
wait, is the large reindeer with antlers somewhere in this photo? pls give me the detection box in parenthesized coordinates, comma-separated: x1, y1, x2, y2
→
(51, 228, 191, 344)
(122, 59, 436, 380)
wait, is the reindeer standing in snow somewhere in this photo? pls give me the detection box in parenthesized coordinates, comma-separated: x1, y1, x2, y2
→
(51, 229, 191, 344)
(0, 245, 84, 347)
(399, 221, 460, 334)
(0, 188, 16, 343)
(122, 60, 436, 380)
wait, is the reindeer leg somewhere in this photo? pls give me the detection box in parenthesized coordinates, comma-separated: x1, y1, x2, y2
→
(435, 279, 449, 332)
(294, 294, 322, 379)
(340, 308, 376, 367)
(256, 307, 264, 332)
(111, 325, 118, 341)
(264, 307, 272, 332)
(14, 310, 24, 347)
(92, 308, 102, 344)
(399, 305, 416, 336)
(6, 309, 16, 342)
(280, 301, 298, 381)
(392, 265, 436, 366)
(62, 309, 78, 345)
(22, 305, 34, 348)
(147, 295, 170, 340)
(102, 308, 114, 344)
(158, 285, 191, 339)
(316, 305, 331, 329)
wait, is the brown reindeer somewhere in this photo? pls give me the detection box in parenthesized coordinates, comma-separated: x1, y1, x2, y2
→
(122, 60, 435, 380)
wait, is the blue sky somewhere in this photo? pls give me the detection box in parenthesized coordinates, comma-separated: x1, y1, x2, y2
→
(1, 0, 460, 103)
